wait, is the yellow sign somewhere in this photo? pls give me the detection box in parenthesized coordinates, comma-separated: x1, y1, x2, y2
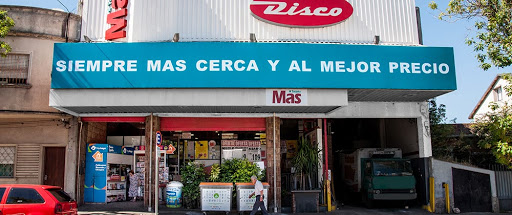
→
(195, 141, 208, 159)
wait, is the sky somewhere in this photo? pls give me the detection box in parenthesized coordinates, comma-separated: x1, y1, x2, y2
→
(0, 0, 505, 123)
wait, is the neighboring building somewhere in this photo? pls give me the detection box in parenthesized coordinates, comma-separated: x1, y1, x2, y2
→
(0, 6, 81, 198)
(48, 0, 457, 212)
(469, 74, 511, 120)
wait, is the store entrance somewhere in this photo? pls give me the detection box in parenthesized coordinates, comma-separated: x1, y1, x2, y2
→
(161, 131, 267, 182)
(80, 120, 146, 206)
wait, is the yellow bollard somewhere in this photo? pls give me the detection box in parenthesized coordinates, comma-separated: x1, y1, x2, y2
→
(443, 183, 450, 214)
(327, 180, 332, 212)
(428, 177, 435, 213)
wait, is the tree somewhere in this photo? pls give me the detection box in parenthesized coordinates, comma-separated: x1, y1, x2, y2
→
(471, 74, 512, 168)
(429, 99, 495, 166)
(429, 0, 512, 70)
(0, 10, 14, 57)
(429, 99, 456, 159)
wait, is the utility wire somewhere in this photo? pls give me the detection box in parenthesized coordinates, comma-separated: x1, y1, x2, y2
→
(56, 0, 70, 13)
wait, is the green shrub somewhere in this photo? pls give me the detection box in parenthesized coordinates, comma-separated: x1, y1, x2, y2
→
(219, 158, 263, 183)
(181, 161, 206, 208)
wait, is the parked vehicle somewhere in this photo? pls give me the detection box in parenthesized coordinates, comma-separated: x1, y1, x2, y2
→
(0, 184, 77, 215)
(342, 148, 416, 207)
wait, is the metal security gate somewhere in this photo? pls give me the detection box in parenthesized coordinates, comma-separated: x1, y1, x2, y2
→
(491, 165, 512, 211)
(452, 168, 492, 212)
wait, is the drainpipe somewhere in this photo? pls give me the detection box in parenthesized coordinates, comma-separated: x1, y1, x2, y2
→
(76, 120, 83, 204)
(273, 113, 277, 213)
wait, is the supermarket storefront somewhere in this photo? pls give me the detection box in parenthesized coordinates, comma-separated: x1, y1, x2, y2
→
(50, 0, 456, 211)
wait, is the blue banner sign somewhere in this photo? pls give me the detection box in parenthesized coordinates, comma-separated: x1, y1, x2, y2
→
(84, 143, 108, 203)
(108, 144, 122, 154)
(51, 42, 456, 90)
(122, 146, 134, 155)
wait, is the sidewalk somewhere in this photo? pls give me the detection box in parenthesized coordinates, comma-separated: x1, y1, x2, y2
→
(78, 202, 512, 215)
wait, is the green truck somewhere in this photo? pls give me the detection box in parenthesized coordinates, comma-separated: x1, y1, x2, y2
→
(342, 148, 417, 207)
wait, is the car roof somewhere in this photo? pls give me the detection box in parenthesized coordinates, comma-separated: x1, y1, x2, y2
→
(0, 184, 62, 190)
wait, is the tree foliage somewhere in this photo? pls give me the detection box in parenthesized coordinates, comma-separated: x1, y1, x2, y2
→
(0, 10, 14, 57)
(429, 99, 495, 167)
(471, 74, 512, 168)
(429, 0, 512, 70)
(429, 99, 456, 158)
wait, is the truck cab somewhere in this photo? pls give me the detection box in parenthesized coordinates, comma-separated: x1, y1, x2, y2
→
(361, 158, 417, 207)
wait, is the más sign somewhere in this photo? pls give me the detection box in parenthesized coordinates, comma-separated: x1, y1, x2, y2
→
(106, 0, 128, 40)
(250, 0, 353, 27)
(266, 89, 308, 106)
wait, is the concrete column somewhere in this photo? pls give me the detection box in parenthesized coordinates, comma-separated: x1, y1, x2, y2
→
(65, 117, 78, 199)
(144, 115, 160, 209)
(417, 102, 432, 158)
(266, 116, 281, 211)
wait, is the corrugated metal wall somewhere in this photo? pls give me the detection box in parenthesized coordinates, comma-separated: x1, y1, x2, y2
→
(492, 165, 512, 211)
(15, 144, 41, 179)
(82, 0, 419, 44)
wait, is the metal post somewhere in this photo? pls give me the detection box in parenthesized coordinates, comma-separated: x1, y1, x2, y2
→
(148, 114, 153, 212)
(155, 137, 159, 214)
(273, 113, 277, 213)
(323, 119, 328, 183)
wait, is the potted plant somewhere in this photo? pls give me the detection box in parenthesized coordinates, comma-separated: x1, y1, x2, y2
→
(291, 136, 322, 213)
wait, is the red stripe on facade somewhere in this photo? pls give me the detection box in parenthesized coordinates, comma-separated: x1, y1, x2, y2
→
(161, 117, 265, 131)
(81, 117, 145, 122)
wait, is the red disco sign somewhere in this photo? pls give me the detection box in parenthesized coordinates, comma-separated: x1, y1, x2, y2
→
(250, 0, 353, 27)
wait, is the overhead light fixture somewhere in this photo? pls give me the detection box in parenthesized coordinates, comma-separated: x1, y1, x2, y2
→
(173, 33, 180, 42)
(250, 33, 257, 42)
(83, 35, 92, 43)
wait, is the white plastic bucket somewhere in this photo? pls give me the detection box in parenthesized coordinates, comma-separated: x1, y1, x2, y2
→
(166, 181, 183, 208)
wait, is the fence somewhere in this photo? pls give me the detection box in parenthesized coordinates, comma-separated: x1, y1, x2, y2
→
(490, 165, 512, 211)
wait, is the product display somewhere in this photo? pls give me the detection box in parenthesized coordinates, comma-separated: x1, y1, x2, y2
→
(106, 163, 130, 202)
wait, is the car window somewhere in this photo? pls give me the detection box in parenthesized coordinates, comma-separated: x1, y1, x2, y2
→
(6, 188, 45, 204)
(47, 188, 73, 202)
(0, 187, 5, 200)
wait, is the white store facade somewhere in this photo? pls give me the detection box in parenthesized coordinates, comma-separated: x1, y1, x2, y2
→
(49, 0, 456, 211)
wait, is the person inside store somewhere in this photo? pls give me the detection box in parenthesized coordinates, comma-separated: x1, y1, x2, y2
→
(248, 175, 268, 215)
(128, 170, 138, 202)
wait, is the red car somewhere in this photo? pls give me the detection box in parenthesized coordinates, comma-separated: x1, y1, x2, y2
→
(0, 184, 77, 215)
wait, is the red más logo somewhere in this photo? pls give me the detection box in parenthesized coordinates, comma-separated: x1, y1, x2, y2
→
(250, 0, 353, 27)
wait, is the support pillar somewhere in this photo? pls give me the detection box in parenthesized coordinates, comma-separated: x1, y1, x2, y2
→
(144, 115, 160, 209)
(266, 116, 281, 212)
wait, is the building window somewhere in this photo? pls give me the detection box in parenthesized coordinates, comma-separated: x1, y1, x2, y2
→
(0, 54, 30, 85)
(494, 87, 503, 101)
(0, 146, 15, 178)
